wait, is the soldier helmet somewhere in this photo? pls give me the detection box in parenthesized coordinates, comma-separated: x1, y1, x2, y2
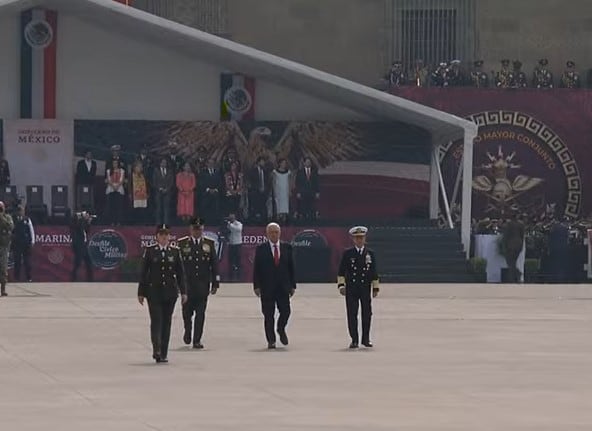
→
(189, 217, 205, 227)
(539, 58, 549, 66)
(450, 59, 461, 65)
(349, 226, 368, 237)
(501, 59, 510, 66)
(392, 60, 402, 66)
(567, 60, 576, 68)
(110, 144, 121, 152)
(474, 60, 484, 67)
(156, 224, 170, 234)
(513, 60, 522, 69)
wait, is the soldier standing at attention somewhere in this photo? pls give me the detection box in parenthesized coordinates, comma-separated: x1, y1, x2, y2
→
(470, 60, 489, 88)
(178, 217, 220, 349)
(560, 61, 581, 88)
(495, 59, 513, 88)
(533, 58, 554, 89)
(511, 60, 528, 88)
(337, 226, 379, 349)
(0, 201, 14, 297)
(138, 224, 187, 363)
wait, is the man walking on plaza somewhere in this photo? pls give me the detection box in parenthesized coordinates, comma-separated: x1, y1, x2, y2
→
(253, 222, 296, 349)
(0, 201, 14, 296)
(138, 224, 187, 363)
(337, 226, 379, 348)
(178, 217, 220, 349)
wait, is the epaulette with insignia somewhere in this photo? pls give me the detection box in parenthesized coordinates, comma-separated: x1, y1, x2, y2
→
(178, 236, 189, 241)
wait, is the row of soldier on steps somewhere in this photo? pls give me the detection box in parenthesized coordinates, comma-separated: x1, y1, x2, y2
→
(137, 220, 380, 363)
(388, 59, 581, 89)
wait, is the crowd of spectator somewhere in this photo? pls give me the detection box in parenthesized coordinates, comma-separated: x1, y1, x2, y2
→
(75, 143, 322, 227)
(384, 58, 586, 90)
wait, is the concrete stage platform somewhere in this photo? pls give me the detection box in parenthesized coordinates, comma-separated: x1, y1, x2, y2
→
(1, 283, 592, 431)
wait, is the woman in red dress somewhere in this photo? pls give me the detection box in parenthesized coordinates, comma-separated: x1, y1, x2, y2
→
(176, 162, 196, 222)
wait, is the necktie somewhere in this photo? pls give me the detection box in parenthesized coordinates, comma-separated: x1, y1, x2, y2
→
(162, 167, 166, 177)
(273, 244, 279, 266)
(306, 168, 310, 179)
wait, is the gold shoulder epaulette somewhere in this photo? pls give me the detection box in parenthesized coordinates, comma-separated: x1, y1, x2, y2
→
(178, 236, 189, 242)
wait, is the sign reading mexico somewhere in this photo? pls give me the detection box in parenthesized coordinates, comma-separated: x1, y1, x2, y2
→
(441, 111, 582, 219)
(3, 120, 74, 207)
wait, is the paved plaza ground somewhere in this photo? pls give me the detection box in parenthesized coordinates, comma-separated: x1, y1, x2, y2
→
(1, 282, 592, 430)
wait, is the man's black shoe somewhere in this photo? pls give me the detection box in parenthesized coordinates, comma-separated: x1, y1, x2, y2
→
(193, 343, 204, 349)
(361, 341, 373, 348)
(183, 331, 191, 345)
(349, 342, 359, 349)
(267, 342, 276, 349)
(278, 330, 289, 346)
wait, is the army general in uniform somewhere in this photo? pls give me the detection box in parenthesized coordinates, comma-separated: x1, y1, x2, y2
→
(178, 217, 220, 349)
(138, 224, 187, 363)
(337, 226, 379, 348)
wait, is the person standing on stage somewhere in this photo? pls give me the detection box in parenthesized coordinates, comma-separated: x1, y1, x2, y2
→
(337, 226, 379, 348)
(253, 222, 296, 349)
(138, 224, 187, 363)
(12, 206, 35, 282)
(178, 217, 220, 349)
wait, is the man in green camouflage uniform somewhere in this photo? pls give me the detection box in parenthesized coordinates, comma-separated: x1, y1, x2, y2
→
(0, 201, 14, 296)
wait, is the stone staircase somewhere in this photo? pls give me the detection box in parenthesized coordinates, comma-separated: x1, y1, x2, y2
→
(368, 226, 476, 283)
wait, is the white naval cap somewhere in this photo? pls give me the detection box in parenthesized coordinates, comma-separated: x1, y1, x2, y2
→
(348, 226, 368, 236)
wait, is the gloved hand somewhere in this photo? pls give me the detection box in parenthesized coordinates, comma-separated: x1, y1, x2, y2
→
(339, 286, 346, 296)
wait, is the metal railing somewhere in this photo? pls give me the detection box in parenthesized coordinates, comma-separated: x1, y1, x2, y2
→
(386, 0, 476, 72)
(133, 0, 228, 36)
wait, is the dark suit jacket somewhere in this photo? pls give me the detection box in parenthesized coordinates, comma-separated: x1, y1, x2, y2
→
(199, 169, 224, 195)
(152, 167, 175, 194)
(75, 159, 97, 185)
(248, 166, 270, 195)
(138, 244, 187, 301)
(295, 168, 320, 197)
(253, 241, 296, 297)
(177, 236, 219, 297)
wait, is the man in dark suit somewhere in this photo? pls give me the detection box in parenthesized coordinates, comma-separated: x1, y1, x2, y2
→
(178, 217, 220, 349)
(152, 158, 174, 225)
(75, 151, 97, 185)
(167, 141, 185, 174)
(253, 222, 296, 349)
(248, 157, 270, 224)
(295, 157, 320, 221)
(138, 224, 187, 363)
(70, 211, 93, 282)
(337, 226, 379, 348)
(199, 159, 223, 225)
(75, 151, 97, 211)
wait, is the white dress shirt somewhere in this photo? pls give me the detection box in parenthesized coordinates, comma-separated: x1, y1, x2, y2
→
(228, 221, 243, 245)
(269, 240, 280, 258)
